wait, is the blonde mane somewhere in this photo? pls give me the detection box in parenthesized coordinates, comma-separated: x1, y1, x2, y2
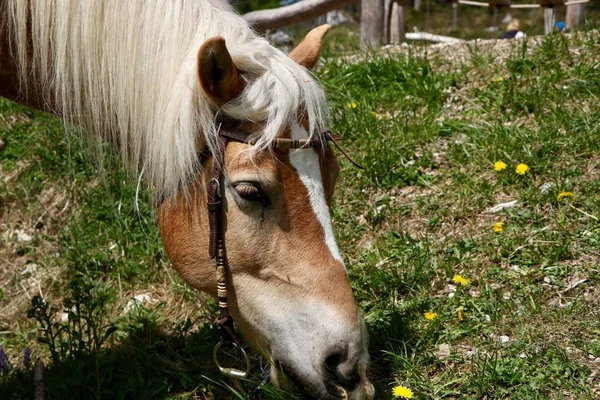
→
(5, 0, 328, 198)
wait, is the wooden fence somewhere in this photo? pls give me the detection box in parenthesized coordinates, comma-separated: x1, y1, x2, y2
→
(242, 0, 594, 47)
(384, 0, 592, 44)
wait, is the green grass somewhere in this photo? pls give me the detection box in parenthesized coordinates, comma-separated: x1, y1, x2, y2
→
(2, 30, 600, 399)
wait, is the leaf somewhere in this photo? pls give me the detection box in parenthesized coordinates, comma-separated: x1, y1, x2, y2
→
(102, 326, 118, 343)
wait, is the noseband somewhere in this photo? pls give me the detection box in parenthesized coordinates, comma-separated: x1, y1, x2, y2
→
(202, 121, 362, 391)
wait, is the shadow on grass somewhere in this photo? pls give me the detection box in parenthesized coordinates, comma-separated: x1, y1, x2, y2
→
(367, 311, 419, 398)
(0, 323, 244, 400)
(2, 313, 418, 400)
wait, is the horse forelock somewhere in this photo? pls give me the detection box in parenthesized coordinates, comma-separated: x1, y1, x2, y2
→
(5, 0, 328, 200)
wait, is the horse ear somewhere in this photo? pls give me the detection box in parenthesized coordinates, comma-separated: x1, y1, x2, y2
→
(197, 36, 241, 104)
(289, 24, 331, 70)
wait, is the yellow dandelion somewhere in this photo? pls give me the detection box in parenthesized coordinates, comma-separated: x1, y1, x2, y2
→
(557, 191, 575, 202)
(493, 222, 504, 233)
(424, 312, 437, 321)
(347, 102, 357, 109)
(452, 274, 469, 286)
(515, 163, 530, 175)
(392, 385, 414, 398)
(492, 76, 504, 83)
(457, 306, 465, 321)
(494, 161, 507, 172)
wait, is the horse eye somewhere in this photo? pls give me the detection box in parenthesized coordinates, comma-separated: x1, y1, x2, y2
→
(233, 182, 270, 206)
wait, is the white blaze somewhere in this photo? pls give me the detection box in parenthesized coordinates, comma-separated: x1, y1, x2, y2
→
(289, 123, 343, 264)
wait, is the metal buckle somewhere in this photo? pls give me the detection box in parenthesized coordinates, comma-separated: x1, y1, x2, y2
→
(213, 340, 251, 379)
(209, 178, 221, 197)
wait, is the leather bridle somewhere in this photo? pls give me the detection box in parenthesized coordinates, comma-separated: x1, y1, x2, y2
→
(202, 121, 362, 392)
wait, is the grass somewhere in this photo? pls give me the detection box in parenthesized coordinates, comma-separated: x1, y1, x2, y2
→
(2, 29, 600, 399)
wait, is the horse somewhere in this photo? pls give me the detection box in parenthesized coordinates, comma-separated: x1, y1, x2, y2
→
(0, 1, 374, 398)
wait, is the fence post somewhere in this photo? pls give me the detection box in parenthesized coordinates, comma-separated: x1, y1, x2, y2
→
(452, 2, 458, 31)
(361, 0, 385, 48)
(544, 7, 555, 33)
(540, 0, 564, 34)
(566, 3, 585, 30)
(392, 0, 407, 44)
(384, 0, 393, 44)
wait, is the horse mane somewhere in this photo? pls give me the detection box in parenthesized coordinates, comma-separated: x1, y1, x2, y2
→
(5, 0, 328, 198)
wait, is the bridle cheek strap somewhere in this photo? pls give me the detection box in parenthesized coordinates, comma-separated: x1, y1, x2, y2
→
(206, 135, 240, 346)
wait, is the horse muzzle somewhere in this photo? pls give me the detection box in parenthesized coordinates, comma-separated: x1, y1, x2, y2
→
(266, 316, 374, 400)
(271, 355, 374, 400)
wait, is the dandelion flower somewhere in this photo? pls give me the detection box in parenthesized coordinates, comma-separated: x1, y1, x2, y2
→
(457, 306, 465, 321)
(424, 312, 437, 321)
(347, 102, 357, 109)
(493, 222, 504, 233)
(494, 161, 507, 172)
(392, 385, 414, 398)
(515, 163, 530, 175)
(452, 274, 469, 286)
(492, 76, 504, 83)
(557, 191, 575, 202)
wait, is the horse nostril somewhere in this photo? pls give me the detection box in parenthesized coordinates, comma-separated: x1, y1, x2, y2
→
(324, 351, 360, 392)
(324, 352, 344, 374)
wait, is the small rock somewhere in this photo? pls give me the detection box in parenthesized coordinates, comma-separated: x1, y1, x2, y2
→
(123, 293, 154, 314)
(21, 263, 38, 277)
(539, 182, 554, 194)
(453, 134, 469, 144)
(499, 335, 510, 343)
(488, 200, 518, 214)
(447, 284, 456, 298)
(435, 343, 451, 359)
(510, 265, 525, 275)
(358, 239, 374, 252)
(15, 229, 32, 242)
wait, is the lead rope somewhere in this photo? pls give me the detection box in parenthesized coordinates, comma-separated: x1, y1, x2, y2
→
(208, 136, 251, 395)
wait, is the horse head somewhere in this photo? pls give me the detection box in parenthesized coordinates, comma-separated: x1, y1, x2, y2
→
(159, 26, 374, 400)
